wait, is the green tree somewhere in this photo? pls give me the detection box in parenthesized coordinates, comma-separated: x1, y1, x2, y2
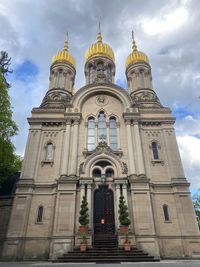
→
(0, 52, 22, 184)
(79, 195, 89, 226)
(192, 190, 200, 229)
(118, 195, 131, 226)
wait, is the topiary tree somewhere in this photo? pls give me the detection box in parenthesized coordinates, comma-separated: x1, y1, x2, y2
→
(192, 190, 200, 229)
(119, 195, 130, 226)
(79, 195, 89, 226)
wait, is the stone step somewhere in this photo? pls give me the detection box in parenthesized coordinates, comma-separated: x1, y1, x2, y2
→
(55, 258, 159, 263)
(56, 242, 159, 263)
(64, 252, 149, 256)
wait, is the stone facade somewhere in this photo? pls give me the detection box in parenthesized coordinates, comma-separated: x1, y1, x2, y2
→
(1, 32, 200, 260)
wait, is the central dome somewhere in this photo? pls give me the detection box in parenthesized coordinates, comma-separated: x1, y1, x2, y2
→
(85, 32, 115, 62)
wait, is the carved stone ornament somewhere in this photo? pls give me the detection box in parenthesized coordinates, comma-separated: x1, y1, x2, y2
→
(80, 140, 128, 175)
(131, 89, 162, 108)
(40, 89, 71, 109)
(96, 95, 108, 106)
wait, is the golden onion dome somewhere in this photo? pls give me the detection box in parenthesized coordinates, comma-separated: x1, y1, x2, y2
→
(52, 33, 76, 68)
(125, 31, 149, 70)
(85, 31, 115, 62)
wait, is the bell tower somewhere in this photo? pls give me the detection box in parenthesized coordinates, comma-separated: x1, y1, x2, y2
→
(40, 34, 76, 109)
(84, 26, 115, 84)
(49, 33, 76, 94)
(125, 32, 161, 108)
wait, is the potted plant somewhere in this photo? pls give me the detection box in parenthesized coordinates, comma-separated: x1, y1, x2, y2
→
(118, 195, 131, 233)
(80, 234, 87, 252)
(124, 232, 131, 251)
(79, 195, 89, 233)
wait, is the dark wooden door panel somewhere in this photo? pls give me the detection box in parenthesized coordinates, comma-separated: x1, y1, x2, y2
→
(93, 185, 115, 234)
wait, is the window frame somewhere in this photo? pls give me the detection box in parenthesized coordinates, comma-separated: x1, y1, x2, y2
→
(163, 204, 171, 222)
(36, 205, 44, 224)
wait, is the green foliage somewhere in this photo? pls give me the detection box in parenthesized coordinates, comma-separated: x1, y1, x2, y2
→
(118, 195, 131, 226)
(0, 70, 18, 140)
(0, 51, 12, 81)
(80, 234, 87, 244)
(192, 190, 200, 229)
(0, 55, 22, 184)
(79, 195, 89, 226)
(0, 138, 22, 183)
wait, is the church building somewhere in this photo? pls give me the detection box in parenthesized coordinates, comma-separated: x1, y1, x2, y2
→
(1, 30, 200, 260)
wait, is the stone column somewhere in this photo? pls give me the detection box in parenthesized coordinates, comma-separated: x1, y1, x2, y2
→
(87, 184, 92, 228)
(133, 121, 145, 176)
(70, 119, 79, 176)
(122, 184, 128, 206)
(117, 122, 121, 149)
(136, 71, 140, 90)
(144, 71, 148, 88)
(115, 184, 121, 227)
(95, 121, 98, 147)
(107, 122, 110, 146)
(63, 72, 67, 89)
(125, 119, 136, 175)
(61, 119, 71, 176)
(84, 122, 88, 150)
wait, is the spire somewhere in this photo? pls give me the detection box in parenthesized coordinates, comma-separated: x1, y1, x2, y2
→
(97, 22, 103, 43)
(132, 31, 137, 52)
(63, 32, 69, 52)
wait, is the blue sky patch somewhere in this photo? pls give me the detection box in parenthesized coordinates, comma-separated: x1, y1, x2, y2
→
(172, 106, 194, 119)
(193, 134, 200, 139)
(116, 79, 128, 90)
(14, 60, 39, 82)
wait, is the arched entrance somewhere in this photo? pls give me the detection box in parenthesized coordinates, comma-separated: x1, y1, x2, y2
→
(93, 185, 117, 247)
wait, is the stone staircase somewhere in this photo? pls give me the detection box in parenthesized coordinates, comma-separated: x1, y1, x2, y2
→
(93, 233, 118, 248)
(55, 245, 159, 263)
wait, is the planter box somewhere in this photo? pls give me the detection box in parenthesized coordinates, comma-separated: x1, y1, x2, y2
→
(79, 226, 88, 233)
(120, 225, 129, 233)
(80, 244, 87, 252)
(124, 242, 131, 251)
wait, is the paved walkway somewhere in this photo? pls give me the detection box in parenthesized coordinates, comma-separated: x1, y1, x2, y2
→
(1, 260, 200, 267)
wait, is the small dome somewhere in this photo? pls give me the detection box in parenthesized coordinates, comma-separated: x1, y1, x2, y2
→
(125, 32, 149, 70)
(85, 31, 115, 62)
(52, 34, 76, 68)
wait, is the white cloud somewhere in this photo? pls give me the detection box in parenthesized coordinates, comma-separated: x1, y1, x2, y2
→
(141, 7, 188, 36)
(175, 115, 200, 137)
(177, 135, 200, 189)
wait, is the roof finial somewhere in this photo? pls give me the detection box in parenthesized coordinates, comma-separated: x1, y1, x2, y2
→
(97, 22, 102, 43)
(64, 32, 69, 52)
(132, 30, 137, 52)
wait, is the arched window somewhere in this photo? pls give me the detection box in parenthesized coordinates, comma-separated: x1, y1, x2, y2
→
(56, 71, 62, 88)
(97, 63, 104, 75)
(92, 169, 101, 177)
(87, 117, 95, 151)
(89, 65, 94, 83)
(139, 71, 145, 88)
(110, 117, 117, 150)
(105, 169, 114, 177)
(45, 143, 53, 161)
(36, 206, 44, 223)
(163, 204, 170, 221)
(98, 112, 107, 142)
(107, 66, 112, 82)
(152, 142, 159, 160)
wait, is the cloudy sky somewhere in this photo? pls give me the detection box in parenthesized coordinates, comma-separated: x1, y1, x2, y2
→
(1, 0, 200, 193)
